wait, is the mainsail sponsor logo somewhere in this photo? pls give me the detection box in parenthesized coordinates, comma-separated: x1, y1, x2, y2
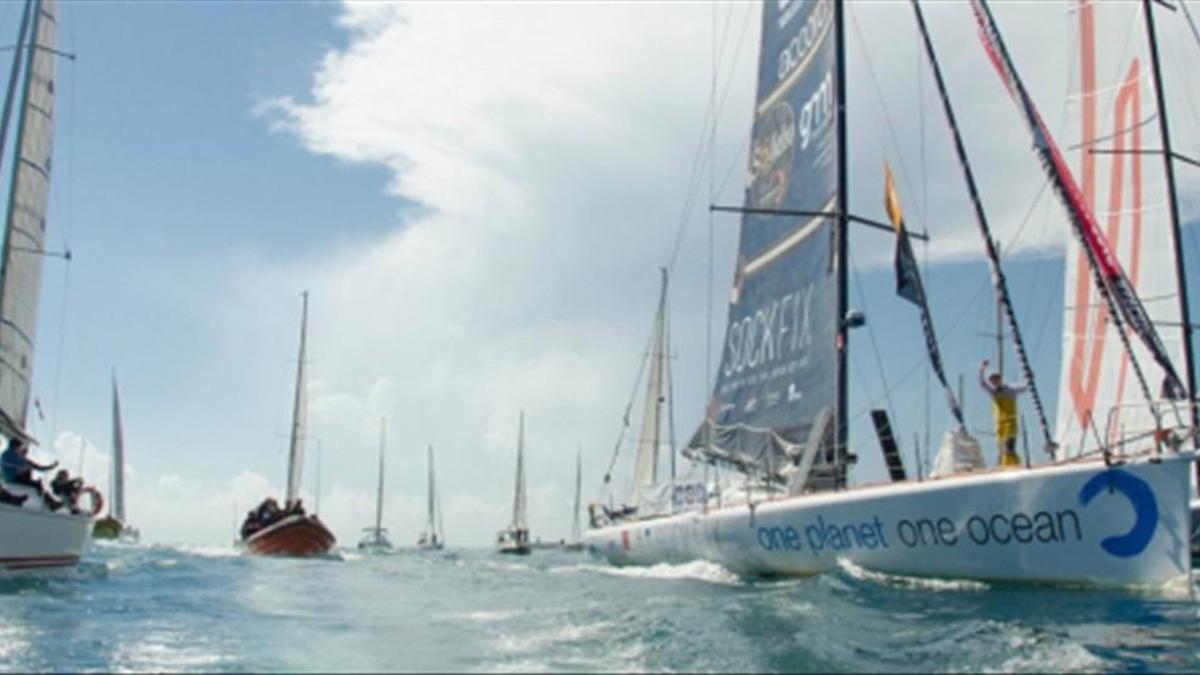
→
(723, 285, 816, 380)
(752, 102, 796, 208)
(774, 0, 833, 86)
(1077, 469, 1158, 558)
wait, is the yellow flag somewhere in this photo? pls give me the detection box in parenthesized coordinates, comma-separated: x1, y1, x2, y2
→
(882, 161, 904, 231)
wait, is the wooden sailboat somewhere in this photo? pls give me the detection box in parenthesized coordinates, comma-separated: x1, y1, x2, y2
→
(93, 375, 138, 541)
(496, 411, 531, 555)
(583, 0, 1196, 587)
(416, 445, 444, 550)
(358, 419, 392, 551)
(0, 0, 96, 571)
(242, 291, 336, 556)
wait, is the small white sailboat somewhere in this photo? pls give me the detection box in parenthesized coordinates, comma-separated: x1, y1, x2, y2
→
(562, 448, 584, 552)
(496, 411, 531, 555)
(358, 419, 393, 552)
(0, 0, 95, 571)
(584, 0, 1196, 588)
(416, 445, 444, 550)
(93, 375, 138, 542)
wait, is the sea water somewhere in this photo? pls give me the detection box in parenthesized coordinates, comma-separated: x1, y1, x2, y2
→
(1, 543, 1198, 672)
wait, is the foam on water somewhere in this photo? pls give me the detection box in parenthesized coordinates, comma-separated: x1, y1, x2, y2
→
(551, 559, 742, 586)
(837, 558, 990, 592)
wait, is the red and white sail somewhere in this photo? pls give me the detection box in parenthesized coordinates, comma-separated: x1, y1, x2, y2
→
(1056, 0, 1188, 454)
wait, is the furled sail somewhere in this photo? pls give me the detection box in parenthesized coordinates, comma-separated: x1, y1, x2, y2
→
(1055, 0, 1189, 454)
(630, 270, 668, 506)
(0, 0, 57, 436)
(511, 411, 527, 530)
(111, 375, 126, 523)
(687, 0, 839, 477)
(285, 292, 309, 505)
(425, 444, 441, 541)
(374, 419, 386, 533)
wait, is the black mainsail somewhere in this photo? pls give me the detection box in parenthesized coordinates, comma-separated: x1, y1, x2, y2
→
(688, 0, 844, 488)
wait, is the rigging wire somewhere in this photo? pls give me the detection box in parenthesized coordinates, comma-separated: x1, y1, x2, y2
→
(46, 5, 76, 446)
(849, 249, 900, 430)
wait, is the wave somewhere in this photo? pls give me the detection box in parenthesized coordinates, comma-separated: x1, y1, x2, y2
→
(836, 558, 990, 592)
(551, 559, 742, 586)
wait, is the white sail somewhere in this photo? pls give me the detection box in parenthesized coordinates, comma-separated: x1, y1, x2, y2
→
(630, 271, 667, 506)
(1057, 0, 1189, 454)
(285, 292, 309, 505)
(512, 411, 527, 530)
(111, 374, 125, 523)
(425, 445, 434, 536)
(571, 448, 581, 543)
(0, 0, 57, 436)
(374, 419, 385, 533)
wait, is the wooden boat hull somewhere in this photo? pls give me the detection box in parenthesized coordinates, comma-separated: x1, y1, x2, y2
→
(0, 501, 91, 571)
(244, 515, 336, 556)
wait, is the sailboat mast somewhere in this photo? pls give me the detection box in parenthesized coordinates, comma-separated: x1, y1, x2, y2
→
(512, 410, 526, 529)
(909, 0, 1055, 452)
(375, 418, 385, 533)
(833, 0, 850, 482)
(284, 291, 309, 505)
(0, 0, 33, 175)
(111, 374, 125, 523)
(572, 446, 582, 542)
(426, 444, 435, 534)
(1141, 0, 1197, 438)
(314, 440, 322, 514)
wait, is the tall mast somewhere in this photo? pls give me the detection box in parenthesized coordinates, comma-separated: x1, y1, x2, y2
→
(314, 440, 322, 514)
(284, 291, 309, 505)
(512, 410, 526, 529)
(833, 0, 850, 482)
(0, 0, 33, 176)
(1141, 0, 1197, 444)
(111, 373, 125, 523)
(426, 444, 435, 534)
(909, 0, 1056, 453)
(375, 418, 386, 532)
(572, 446, 582, 542)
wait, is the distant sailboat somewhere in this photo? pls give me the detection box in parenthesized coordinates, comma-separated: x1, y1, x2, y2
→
(496, 411, 531, 555)
(242, 292, 336, 556)
(93, 375, 138, 542)
(561, 448, 584, 552)
(416, 445, 444, 550)
(358, 419, 392, 551)
(0, 0, 97, 571)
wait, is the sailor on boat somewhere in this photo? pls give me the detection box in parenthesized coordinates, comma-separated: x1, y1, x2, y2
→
(978, 359, 1028, 468)
(1, 439, 62, 510)
(50, 469, 85, 515)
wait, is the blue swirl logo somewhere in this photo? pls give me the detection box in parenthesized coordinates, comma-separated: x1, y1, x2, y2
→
(1078, 469, 1158, 558)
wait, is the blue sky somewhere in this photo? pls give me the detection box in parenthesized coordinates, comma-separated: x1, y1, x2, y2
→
(8, 1, 1200, 546)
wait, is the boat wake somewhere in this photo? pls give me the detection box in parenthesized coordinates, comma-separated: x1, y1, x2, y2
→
(836, 558, 990, 593)
(551, 560, 742, 586)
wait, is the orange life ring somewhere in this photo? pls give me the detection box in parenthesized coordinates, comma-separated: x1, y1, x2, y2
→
(80, 486, 103, 517)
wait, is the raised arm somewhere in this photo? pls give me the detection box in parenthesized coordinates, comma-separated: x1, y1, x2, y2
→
(978, 359, 996, 395)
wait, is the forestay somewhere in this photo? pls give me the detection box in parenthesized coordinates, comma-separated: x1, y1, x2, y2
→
(687, 0, 839, 477)
(0, 0, 57, 435)
(1056, 0, 1189, 454)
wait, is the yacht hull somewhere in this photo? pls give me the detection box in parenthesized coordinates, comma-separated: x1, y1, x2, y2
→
(583, 453, 1194, 588)
(0, 502, 91, 570)
(244, 515, 336, 556)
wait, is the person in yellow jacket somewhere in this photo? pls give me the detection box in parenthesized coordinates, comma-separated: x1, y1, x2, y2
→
(979, 359, 1028, 468)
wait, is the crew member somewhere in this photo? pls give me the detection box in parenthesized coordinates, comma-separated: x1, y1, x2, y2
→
(979, 359, 1027, 468)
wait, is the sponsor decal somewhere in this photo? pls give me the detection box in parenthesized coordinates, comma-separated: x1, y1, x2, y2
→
(1078, 469, 1158, 558)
